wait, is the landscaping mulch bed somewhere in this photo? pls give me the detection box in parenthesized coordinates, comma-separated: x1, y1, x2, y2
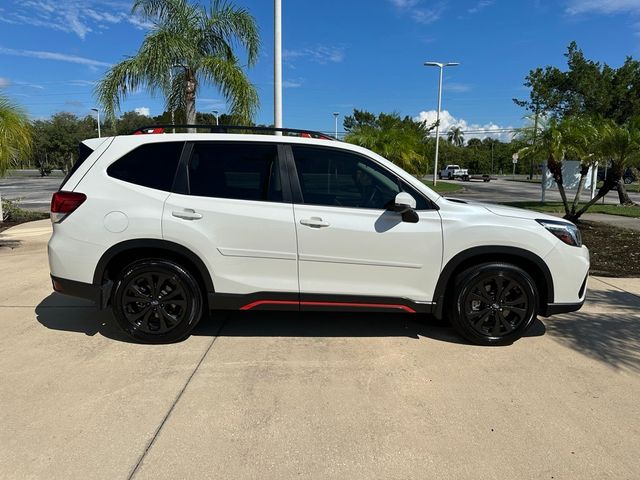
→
(578, 221, 640, 277)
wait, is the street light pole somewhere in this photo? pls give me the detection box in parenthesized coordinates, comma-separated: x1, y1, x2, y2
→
(333, 112, 339, 139)
(91, 108, 101, 138)
(274, 0, 282, 131)
(424, 61, 459, 186)
(213, 110, 219, 125)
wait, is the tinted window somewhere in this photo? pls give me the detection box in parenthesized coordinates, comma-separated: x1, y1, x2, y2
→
(292, 146, 429, 210)
(188, 143, 282, 202)
(107, 142, 184, 191)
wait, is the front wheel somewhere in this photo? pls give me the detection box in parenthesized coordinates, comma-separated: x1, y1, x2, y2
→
(112, 259, 204, 344)
(447, 263, 538, 346)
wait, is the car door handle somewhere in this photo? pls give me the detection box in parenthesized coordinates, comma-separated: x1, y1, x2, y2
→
(300, 217, 330, 228)
(172, 209, 203, 220)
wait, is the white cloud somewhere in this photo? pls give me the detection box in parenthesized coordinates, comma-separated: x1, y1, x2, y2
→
(0, 46, 111, 67)
(0, 77, 10, 88)
(565, 0, 640, 15)
(134, 107, 151, 117)
(445, 83, 472, 92)
(388, 0, 446, 24)
(0, 0, 151, 39)
(415, 110, 515, 142)
(283, 79, 303, 88)
(468, 0, 494, 14)
(284, 46, 345, 64)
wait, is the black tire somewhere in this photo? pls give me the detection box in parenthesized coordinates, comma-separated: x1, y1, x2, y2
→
(447, 263, 538, 346)
(623, 176, 632, 185)
(112, 258, 204, 344)
(438, 173, 442, 180)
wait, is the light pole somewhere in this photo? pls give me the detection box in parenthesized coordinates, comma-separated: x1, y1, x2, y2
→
(91, 108, 101, 138)
(424, 61, 459, 185)
(333, 112, 339, 139)
(274, 0, 282, 131)
(213, 110, 219, 125)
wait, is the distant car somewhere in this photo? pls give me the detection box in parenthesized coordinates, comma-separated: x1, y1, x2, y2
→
(48, 125, 589, 346)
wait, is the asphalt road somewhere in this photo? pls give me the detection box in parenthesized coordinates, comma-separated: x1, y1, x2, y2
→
(432, 176, 640, 204)
(1, 220, 639, 479)
(0, 171, 63, 211)
(2, 171, 638, 212)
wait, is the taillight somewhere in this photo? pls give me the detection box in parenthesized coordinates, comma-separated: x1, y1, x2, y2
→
(50, 191, 87, 223)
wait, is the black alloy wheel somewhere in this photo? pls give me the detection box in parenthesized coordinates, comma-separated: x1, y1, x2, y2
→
(112, 259, 203, 343)
(448, 263, 538, 346)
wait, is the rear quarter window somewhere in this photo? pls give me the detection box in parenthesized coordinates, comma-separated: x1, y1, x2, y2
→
(107, 142, 185, 191)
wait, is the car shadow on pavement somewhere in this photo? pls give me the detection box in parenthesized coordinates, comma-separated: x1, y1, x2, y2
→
(35, 292, 546, 346)
(546, 312, 640, 373)
(35, 293, 135, 343)
(195, 310, 547, 346)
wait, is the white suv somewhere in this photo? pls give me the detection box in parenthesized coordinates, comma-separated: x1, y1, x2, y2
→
(48, 126, 589, 345)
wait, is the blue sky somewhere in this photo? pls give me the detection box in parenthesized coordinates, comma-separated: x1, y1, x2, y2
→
(0, 0, 638, 139)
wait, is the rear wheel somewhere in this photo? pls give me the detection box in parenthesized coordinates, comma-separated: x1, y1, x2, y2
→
(112, 259, 204, 344)
(447, 263, 538, 346)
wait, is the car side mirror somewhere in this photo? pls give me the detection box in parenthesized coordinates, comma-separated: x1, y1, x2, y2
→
(393, 192, 419, 223)
(393, 192, 416, 213)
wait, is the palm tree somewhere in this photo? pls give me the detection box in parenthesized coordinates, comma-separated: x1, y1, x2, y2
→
(518, 118, 571, 213)
(96, 0, 260, 128)
(0, 93, 32, 221)
(572, 118, 640, 217)
(447, 126, 464, 147)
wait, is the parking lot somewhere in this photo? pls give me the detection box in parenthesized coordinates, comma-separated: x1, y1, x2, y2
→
(1, 220, 639, 479)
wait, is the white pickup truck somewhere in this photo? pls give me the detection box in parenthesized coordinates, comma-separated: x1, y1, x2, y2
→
(439, 164, 469, 180)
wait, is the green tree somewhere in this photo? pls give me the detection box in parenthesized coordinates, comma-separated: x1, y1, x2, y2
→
(0, 93, 32, 221)
(32, 113, 94, 174)
(115, 110, 153, 135)
(447, 126, 464, 147)
(0, 94, 31, 177)
(515, 41, 640, 123)
(344, 111, 434, 174)
(96, 0, 260, 127)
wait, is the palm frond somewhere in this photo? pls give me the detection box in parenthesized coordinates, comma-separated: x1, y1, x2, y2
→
(0, 94, 32, 176)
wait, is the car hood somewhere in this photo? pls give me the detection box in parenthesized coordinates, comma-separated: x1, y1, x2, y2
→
(443, 197, 566, 223)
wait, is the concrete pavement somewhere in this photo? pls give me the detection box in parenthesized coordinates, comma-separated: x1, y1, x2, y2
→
(1, 220, 639, 479)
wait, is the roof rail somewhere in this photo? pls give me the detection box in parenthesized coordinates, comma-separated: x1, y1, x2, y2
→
(130, 124, 335, 140)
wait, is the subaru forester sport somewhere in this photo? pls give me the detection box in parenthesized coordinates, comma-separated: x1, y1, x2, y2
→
(48, 126, 589, 345)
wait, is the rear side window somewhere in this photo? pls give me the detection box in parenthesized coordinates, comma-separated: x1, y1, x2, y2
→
(107, 142, 184, 191)
(59, 142, 95, 190)
(187, 143, 282, 202)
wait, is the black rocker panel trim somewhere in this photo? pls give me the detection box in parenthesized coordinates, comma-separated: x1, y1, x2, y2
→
(209, 291, 433, 314)
(431, 246, 555, 319)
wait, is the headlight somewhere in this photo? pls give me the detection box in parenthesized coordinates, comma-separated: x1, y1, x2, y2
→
(536, 219, 582, 247)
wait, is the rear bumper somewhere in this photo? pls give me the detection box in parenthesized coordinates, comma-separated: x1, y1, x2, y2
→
(51, 275, 112, 308)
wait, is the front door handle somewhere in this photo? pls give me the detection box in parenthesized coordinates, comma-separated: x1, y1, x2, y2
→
(172, 209, 203, 220)
(300, 217, 330, 228)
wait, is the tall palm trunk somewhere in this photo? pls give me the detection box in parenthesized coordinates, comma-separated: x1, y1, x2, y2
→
(548, 156, 570, 214)
(569, 164, 590, 216)
(617, 182, 635, 205)
(185, 74, 197, 133)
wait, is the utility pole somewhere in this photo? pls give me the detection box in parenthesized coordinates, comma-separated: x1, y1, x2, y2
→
(333, 112, 339, 139)
(274, 0, 282, 131)
(91, 108, 101, 138)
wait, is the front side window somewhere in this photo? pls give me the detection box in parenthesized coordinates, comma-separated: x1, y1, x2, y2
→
(107, 142, 184, 192)
(291, 146, 429, 210)
(187, 143, 282, 202)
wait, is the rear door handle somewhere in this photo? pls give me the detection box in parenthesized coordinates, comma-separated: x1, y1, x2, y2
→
(172, 209, 203, 220)
(300, 217, 330, 228)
